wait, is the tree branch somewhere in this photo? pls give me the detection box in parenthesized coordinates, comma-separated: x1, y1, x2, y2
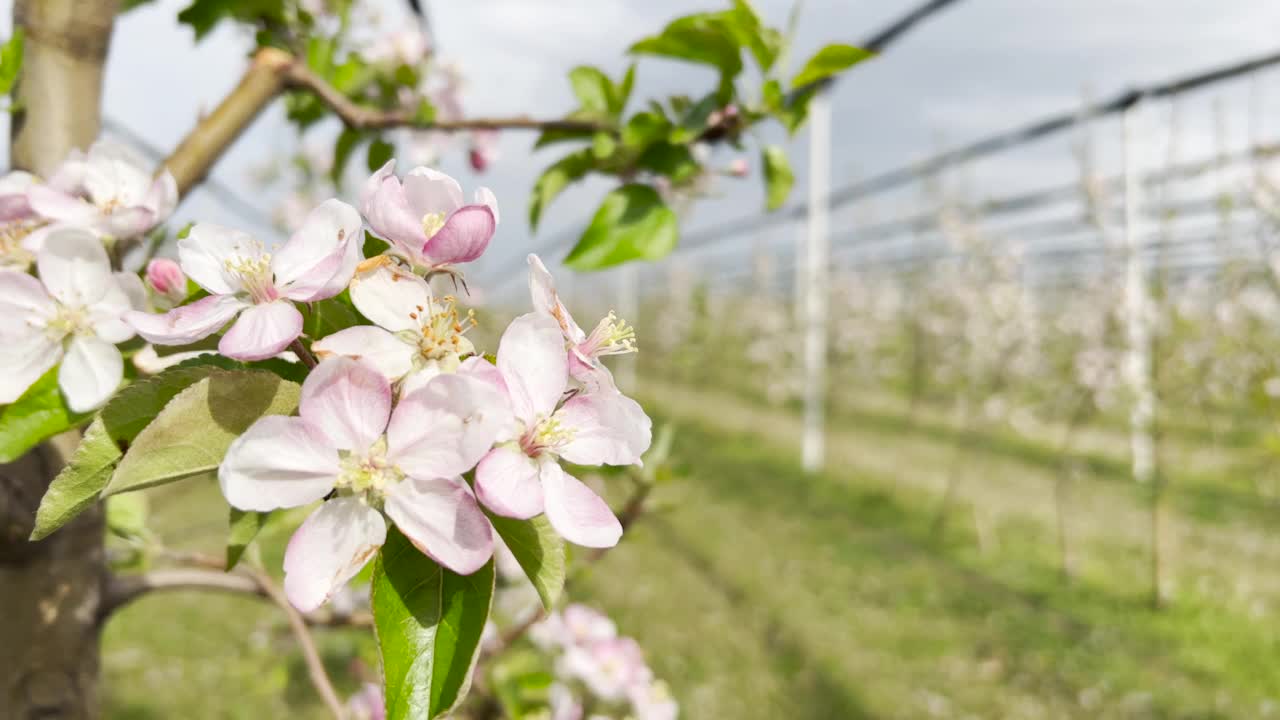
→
(101, 567, 267, 616)
(280, 59, 605, 133)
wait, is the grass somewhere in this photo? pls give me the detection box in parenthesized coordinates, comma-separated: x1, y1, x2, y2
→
(99, 376, 1280, 718)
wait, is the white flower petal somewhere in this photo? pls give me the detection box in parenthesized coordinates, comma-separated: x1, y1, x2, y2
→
(37, 227, 114, 307)
(125, 294, 247, 346)
(474, 187, 500, 225)
(385, 476, 494, 575)
(0, 333, 61, 404)
(312, 325, 415, 381)
(299, 356, 392, 452)
(0, 271, 55, 336)
(177, 223, 258, 295)
(218, 300, 303, 361)
(59, 335, 123, 412)
(527, 254, 585, 343)
(219, 415, 341, 511)
(540, 461, 621, 548)
(84, 138, 154, 207)
(474, 445, 544, 519)
(348, 260, 432, 333)
(283, 498, 386, 612)
(497, 313, 568, 422)
(387, 373, 512, 479)
(273, 198, 363, 301)
(556, 391, 651, 467)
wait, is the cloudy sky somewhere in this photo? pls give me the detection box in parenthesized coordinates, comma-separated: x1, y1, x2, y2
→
(4, 0, 1280, 294)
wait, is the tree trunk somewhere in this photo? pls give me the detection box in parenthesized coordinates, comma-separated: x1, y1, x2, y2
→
(1, 1, 118, 718)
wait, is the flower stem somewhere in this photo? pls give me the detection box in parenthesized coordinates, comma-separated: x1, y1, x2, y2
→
(291, 338, 319, 370)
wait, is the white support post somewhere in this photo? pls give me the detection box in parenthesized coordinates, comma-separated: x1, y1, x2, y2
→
(802, 89, 831, 472)
(1123, 102, 1156, 488)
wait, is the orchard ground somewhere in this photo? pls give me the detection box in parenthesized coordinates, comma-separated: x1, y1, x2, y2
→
(103, 376, 1280, 719)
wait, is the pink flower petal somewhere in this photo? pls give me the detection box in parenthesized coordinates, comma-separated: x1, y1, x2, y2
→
(312, 325, 415, 381)
(299, 356, 392, 452)
(387, 373, 512, 479)
(474, 445, 544, 519)
(219, 415, 341, 511)
(274, 198, 363, 302)
(126, 294, 247, 346)
(422, 205, 495, 266)
(361, 159, 428, 259)
(556, 391, 651, 467)
(26, 185, 97, 227)
(540, 461, 621, 548)
(385, 476, 494, 575)
(497, 313, 568, 423)
(178, 223, 258, 295)
(402, 166, 464, 217)
(145, 170, 178, 225)
(283, 498, 387, 612)
(474, 187, 500, 225)
(218, 300, 304, 361)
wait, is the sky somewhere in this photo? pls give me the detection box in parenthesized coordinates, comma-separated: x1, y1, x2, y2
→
(4, 0, 1280, 297)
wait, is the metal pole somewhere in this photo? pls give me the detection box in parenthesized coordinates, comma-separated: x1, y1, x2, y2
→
(802, 90, 831, 472)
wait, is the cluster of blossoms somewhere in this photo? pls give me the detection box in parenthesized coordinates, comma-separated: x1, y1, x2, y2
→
(0, 135, 651, 618)
(529, 604, 677, 720)
(0, 140, 177, 410)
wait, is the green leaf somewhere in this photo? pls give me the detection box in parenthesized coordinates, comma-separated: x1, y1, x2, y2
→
(305, 292, 363, 341)
(568, 66, 612, 114)
(629, 13, 744, 79)
(777, 83, 819, 135)
(367, 138, 395, 173)
(565, 184, 678, 271)
(0, 368, 92, 464)
(670, 93, 719, 144)
(621, 111, 671, 150)
(226, 508, 271, 570)
(591, 132, 617, 160)
(106, 493, 149, 540)
(332, 127, 367, 184)
(0, 29, 24, 96)
(637, 143, 699, 185)
(615, 64, 637, 114)
(373, 528, 495, 719)
(762, 145, 794, 211)
(487, 514, 565, 610)
(364, 230, 391, 258)
(178, 0, 286, 41)
(29, 363, 236, 540)
(728, 0, 782, 72)
(120, 0, 159, 11)
(791, 43, 874, 88)
(102, 370, 301, 497)
(529, 150, 596, 230)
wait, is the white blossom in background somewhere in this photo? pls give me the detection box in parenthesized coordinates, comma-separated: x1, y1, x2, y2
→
(0, 227, 142, 411)
(27, 139, 177, 242)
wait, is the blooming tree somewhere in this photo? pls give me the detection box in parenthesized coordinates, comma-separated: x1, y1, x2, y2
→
(0, 0, 872, 717)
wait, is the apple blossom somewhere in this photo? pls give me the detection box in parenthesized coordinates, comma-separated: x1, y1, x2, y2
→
(346, 682, 386, 720)
(560, 635, 650, 703)
(125, 199, 363, 361)
(469, 130, 500, 173)
(219, 357, 511, 611)
(0, 227, 141, 411)
(360, 159, 499, 272)
(627, 679, 679, 720)
(27, 139, 178, 241)
(470, 313, 651, 548)
(312, 259, 477, 394)
(527, 254, 637, 387)
(0, 170, 40, 270)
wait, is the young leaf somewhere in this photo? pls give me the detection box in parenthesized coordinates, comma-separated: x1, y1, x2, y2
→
(638, 143, 700, 185)
(614, 64, 637, 114)
(629, 13, 744, 80)
(30, 363, 241, 540)
(332, 127, 368, 184)
(568, 66, 612, 114)
(0, 368, 92, 464)
(226, 508, 271, 570)
(621, 111, 671, 150)
(367, 138, 396, 173)
(102, 370, 301, 497)
(564, 184, 678, 271)
(791, 43, 874, 88)
(0, 30, 24, 96)
(305, 292, 363, 341)
(105, 493, 150, 540)
(762, 145, 794, 211)
(373, 528, 495, 720)
(487, 514, 566, 610)
(529, 150, 596, 230)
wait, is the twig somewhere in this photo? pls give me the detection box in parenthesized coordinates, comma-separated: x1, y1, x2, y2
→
(582, 480, 652, 563)
(282, 60, 604, 134)
(100, 567, 266, 618)
(291, 338, 319, 369)
(241, 564, 346, 719)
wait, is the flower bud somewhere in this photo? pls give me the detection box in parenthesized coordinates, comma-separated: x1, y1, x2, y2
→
(146, 258, 186, 302)
(728, 158, 749, 177)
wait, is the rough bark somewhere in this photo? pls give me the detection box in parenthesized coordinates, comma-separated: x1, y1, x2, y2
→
(2, 1, 118, 718)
